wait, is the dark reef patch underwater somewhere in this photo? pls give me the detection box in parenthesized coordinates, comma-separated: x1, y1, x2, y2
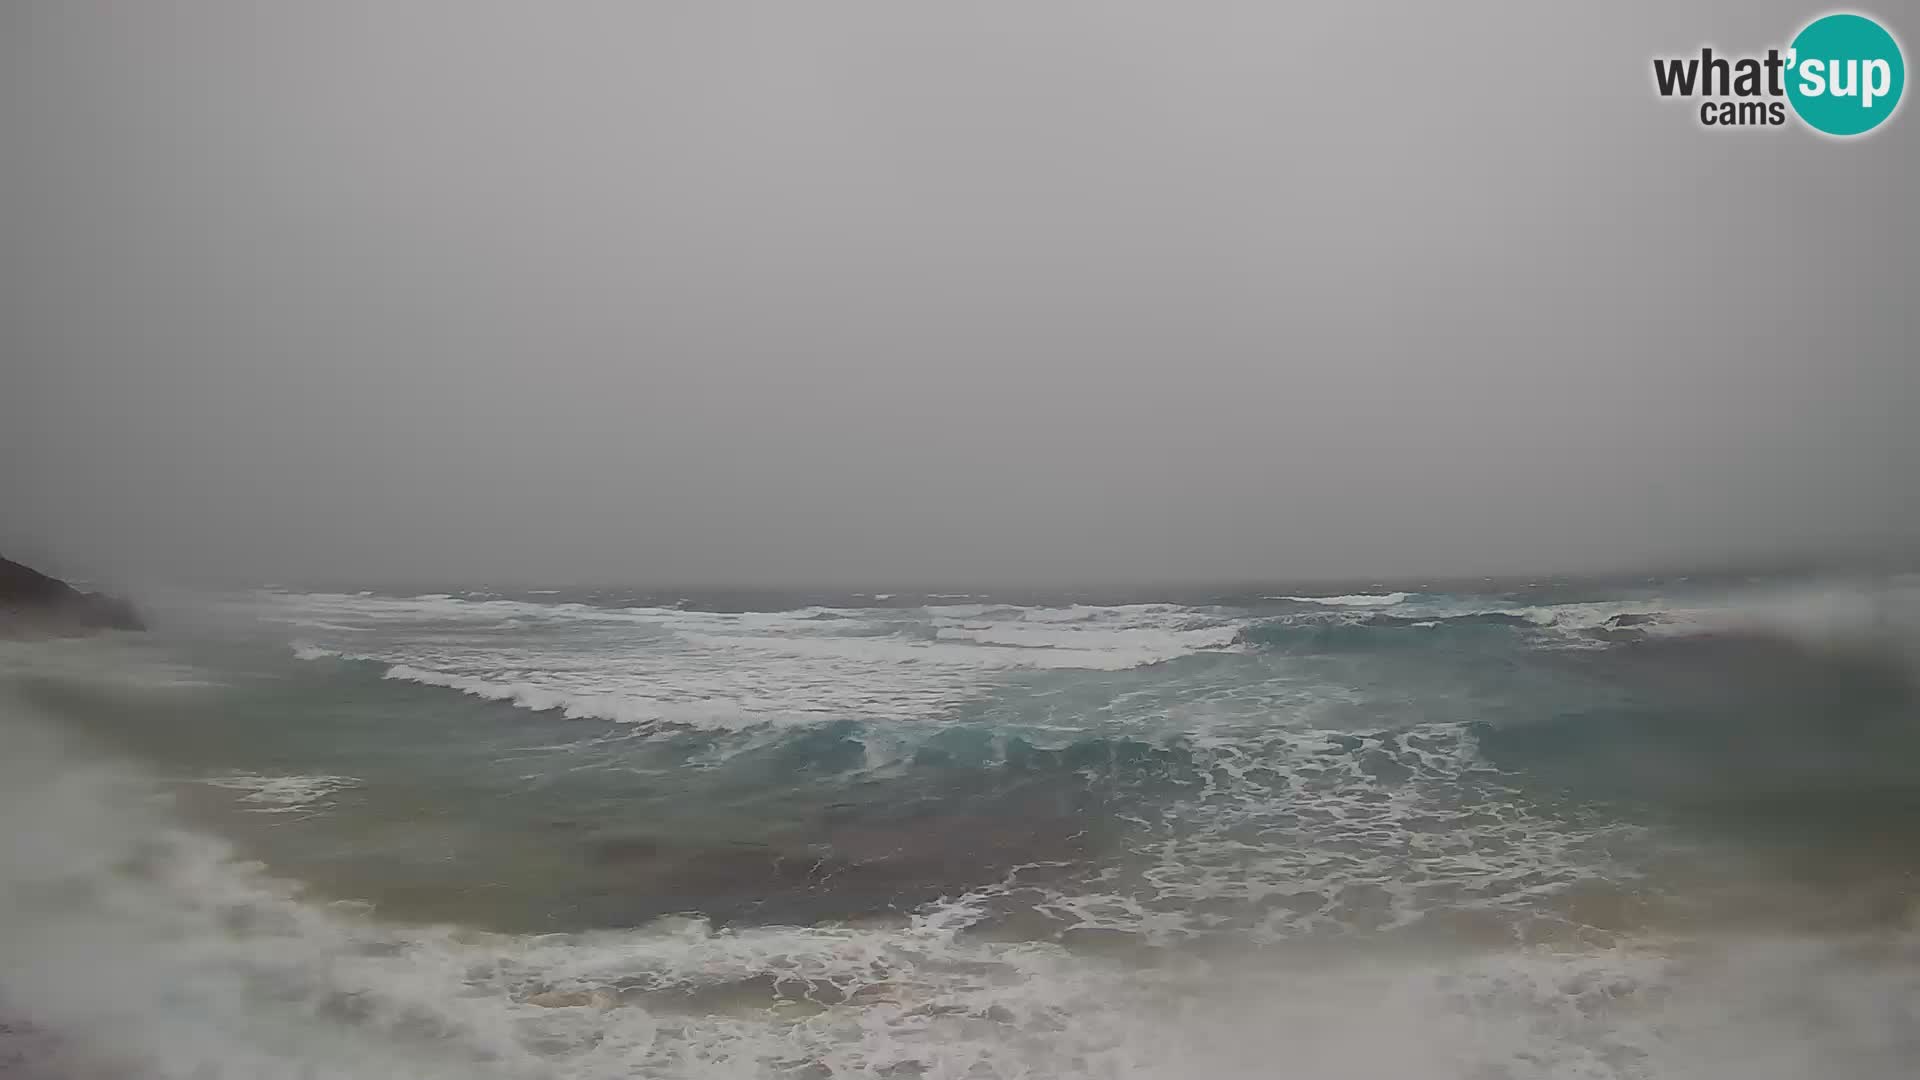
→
(4, 573, 1920, 1077)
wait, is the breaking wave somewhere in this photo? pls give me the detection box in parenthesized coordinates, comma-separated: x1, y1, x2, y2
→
(7, 685, 1920, 1080)
(10, 577, 1920, 1077)
(1270, 591, 1412, 607)
(279, 593, 1239, 731)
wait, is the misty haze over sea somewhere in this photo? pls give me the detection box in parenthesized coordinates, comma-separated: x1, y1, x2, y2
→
(4, 1, 1918, 1078)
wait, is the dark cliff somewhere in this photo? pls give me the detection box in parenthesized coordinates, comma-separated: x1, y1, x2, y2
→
(0, 555, 144, 636)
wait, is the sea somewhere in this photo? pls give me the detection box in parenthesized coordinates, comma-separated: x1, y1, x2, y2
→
(4, 571, 1920, 1079)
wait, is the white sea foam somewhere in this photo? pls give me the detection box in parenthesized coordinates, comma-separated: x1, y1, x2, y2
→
(272, 591, 1242, 731)
(1274, 591, 1411, 607)
(1019, 717, 1653, 946)
(6, 716, 1917, 1080)
(199, 772, 359, 813)
(266, 578, 1920, 741)
(379, 664, 791, 730)
(13, 589, 1920, 1078)
(920, 602, 997, 618)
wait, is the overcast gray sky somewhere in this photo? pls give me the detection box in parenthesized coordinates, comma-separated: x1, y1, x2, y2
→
(3, 2, 1916, 587)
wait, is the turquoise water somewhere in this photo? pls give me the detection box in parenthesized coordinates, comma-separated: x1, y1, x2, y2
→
(3, 575, 1919, 1078)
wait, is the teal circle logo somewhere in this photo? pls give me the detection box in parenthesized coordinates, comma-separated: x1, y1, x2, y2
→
(1786, 13, 1905, 136)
